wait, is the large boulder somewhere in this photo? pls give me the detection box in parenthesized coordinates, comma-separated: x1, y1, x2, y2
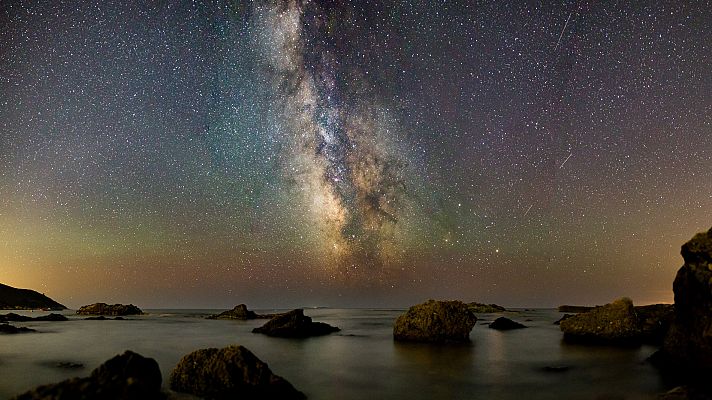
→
(636, 304, 674, 345)
(489, 317, 527, 330)
(169, 345, 305, 399)
(77, 303, 142, 316)
(663, 227, 712, 373)
(11, 351, 162, 400)
(393, 300, 477, 343)
(252, 309, 339, 338)
(560, 297, 641, 345)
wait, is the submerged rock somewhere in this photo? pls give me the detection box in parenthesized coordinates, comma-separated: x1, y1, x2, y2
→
(0, 324, 36, 334)
(11, 350, 162, 400)
(393, 300, 477, 343)
(467, 302, 507, 313)
(85, 316, 127, 321)
(252, 309, 339, 338)
(489, 317, 527, 330)
(76, 303, 142, 316)
(662, 227, 712, 375)
(169, 345, 305, 399)
(560, 297, 641, 345)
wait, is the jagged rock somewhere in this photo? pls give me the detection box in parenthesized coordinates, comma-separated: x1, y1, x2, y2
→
(393, 299, 477, 343)
(558, 305, 596, 313)
(554, 314, 574, 325)
(77, 303, 142, 316)
(169, 345, 305, 399)
(560, 297, 641, 345)
(0, 324, 36, 334)
(207, 304, 257, 320)
(11, 351, 162, 400)
(467, 302, 507, 313)
(0, 313, 68, 322)
(252, 309, 339, 338)
(489, 317, 527, 330)
(0, 283, 67, 310)
(662, 227, 712, 375)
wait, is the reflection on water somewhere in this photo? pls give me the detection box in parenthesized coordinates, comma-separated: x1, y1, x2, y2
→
(0, 309, 668, 400)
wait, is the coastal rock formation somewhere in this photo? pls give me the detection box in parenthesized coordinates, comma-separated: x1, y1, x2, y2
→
(0, 283, 66, 310)
(560, 297, 641, 344)
(0, 324, 36, 334)
(554, 314, 574, 325)
(468, 302, 507, 313)
(11, 351, 162, 400)
(76, 303, 142, 316)
(252, 309, 339, 338)
(393, 300, 477, 343)
(0, 313, 68, 322)
(663, 227, 712, 373)
(489, 317, 527, 330)
(170, 345, 305, 399)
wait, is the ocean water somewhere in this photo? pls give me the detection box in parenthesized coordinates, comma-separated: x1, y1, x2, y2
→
(0, 308, 669, 399)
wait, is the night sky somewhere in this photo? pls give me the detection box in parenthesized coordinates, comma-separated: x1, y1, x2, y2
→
(1, 0, 710, 309)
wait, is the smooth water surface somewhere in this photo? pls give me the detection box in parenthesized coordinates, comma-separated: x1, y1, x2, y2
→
(0, 309, 668, 399)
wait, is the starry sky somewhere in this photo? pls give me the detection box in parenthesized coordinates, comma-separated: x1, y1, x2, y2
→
(1, 0, 710, 309)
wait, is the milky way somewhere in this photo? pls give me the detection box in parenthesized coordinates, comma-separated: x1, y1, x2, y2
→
(255, 0, 411, 276)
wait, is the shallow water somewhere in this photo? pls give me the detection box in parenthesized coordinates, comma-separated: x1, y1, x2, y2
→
(0, 308, 669, 399)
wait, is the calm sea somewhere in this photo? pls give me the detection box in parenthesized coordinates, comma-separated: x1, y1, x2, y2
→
(0, 308, 669, 399)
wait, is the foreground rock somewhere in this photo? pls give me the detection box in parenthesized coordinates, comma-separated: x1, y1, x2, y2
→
(11, 351, 162, 400)
(636, 304, 674, 345)
(560, 297, 641, 345)
(468, 302, 507, 313)
(489, 317, 527, 330)
(0, 313, 68, 322)
(0, 283, 66, 310)
(207, 304, 282, 320)
(170, 345, 305, 399)
(393, 300, 477, 343)
(0, 324, 36, 334)
(662, 227, 712, 375)
(252, 309, 339, 338)
(77, 303, 142, 316)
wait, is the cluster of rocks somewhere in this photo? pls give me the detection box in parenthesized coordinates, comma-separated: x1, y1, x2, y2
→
(76, 303, 142, 316)
(0, 312, 69, 335)
(11, 345, 306, 400)
(207, 304, 282, 320)
(467, 302, 507, 313)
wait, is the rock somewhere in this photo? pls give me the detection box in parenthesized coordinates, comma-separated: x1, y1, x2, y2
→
(662, 227, 712, 375)
(393, 299, 477, 343)
(559, 297, 641, 345)
(0, 283, 67, 310)
(0, 324, 36, 334)
(77, 303, 142, 316)
(11, 350, 162, 400)
(554, 314, 574, 325)
(467, 302, 507, 313)
(558, 305, 596, 313)
(636, 304, 674, 345)
(657, 385, 712, 400)
(0, 313, 68, 322)
(252, 309, 339, 338)
(489, 317, 527, 330)
(207, 304, 257, 320)
(169, 345, 305, 399)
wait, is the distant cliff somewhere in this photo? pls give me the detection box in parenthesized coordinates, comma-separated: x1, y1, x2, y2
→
(0, 283, 66, 310)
